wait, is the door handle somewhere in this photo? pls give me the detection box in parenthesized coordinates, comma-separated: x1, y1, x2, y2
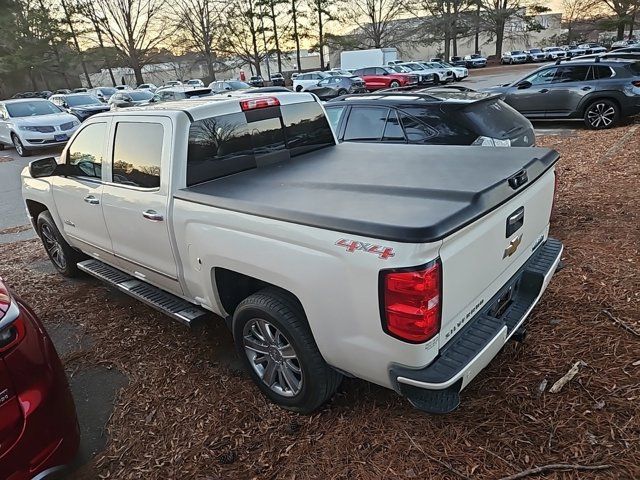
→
(83, 195, 99, 205)
(538, 88, 549, 93)
(142, 210, 164, 222)
(581, 86, 592, 91)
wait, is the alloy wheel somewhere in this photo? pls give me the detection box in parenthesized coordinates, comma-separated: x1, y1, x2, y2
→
(242, 318, 303, 397)
(12, 136, 23, 156)
(41, 223, 66, 269)
(587, 103, 615, 128)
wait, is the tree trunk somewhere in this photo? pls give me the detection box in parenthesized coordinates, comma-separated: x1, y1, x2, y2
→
(317, 3, 325, 70)
(630, 12, 636, 36)
(28, 68, 38, 90)
(474, 3, 480, 54)
(251, 30, 262, 76)
(617, 21, 625, 40)
(61, 0, 92, 87)
(291, 0, 302, 72)
(495, 18, 506, 57)
(92, 22, 116, 86)
(270, 2, 282, 72)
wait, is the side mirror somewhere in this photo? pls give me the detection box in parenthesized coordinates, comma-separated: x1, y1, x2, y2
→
(29, 157, 58, 178)
(516, 80, 532, 89)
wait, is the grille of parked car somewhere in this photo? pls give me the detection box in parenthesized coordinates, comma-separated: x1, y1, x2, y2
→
(60, 121, 76, 131)
(32, 126, 55, 133)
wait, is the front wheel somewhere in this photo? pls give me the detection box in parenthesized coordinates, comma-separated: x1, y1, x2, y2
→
(336, 88, 347, 96)
(12, 134, 30, 157)
(37, 211, 83, 277)
(584, 99, 619, 129)
(389, 80, 400, 89)
(295, 85, 303, 92)
(233, 289, 342, 413)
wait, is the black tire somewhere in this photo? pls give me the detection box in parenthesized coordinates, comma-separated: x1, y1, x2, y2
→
(0, 142, 5, 150)
(232, 289, 342, 413)
(389, 80, 400, 88)
(583, 99, 619, 130)
(11, 134, 30, 157)
(295, 85, 303, 92)
(433, 76, 440, 86)
(337, 88, 347, 96)
(37, 211, 84, 277)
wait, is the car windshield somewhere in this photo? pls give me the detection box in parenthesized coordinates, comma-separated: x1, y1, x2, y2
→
(6, 100, 61, 117)
(403, 63, 423, 70)
(98, 88, 116, 95)
(129, 91, 154, 101)
(470, 54, 482, 58)
(226, 81, 249, 89)
(530, 49, 542, 53)
(66, 95, 101, 106)
(187, 80, 200, 84)
(512, 51, 523, 54)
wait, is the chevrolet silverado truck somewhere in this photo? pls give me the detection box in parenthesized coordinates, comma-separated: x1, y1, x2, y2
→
(21, 92, 563, 414)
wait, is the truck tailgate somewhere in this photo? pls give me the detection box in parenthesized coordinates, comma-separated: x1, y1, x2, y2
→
(438, 167, 556, 345)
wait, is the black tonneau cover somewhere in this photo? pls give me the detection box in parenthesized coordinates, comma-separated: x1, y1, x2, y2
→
(175, 143, 558, 243)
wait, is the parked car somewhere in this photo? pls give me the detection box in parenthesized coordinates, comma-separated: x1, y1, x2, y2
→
(208, 80, 252, 93)
(186, 79, 205, 87)
(72, 88, 87, 93)
(525, 48, 546, 62)
(0, 99, 80, 156)
(108, 90, 155, 108)
(249, 76, 265, 87)
(418, 62, 456, 83)
(49, 93, 111, 121)
(578, 43, 607, 55)
(449, 56, 468, 67)
(306, 75, 366, 99)
(152, 87, 213, 102)
(464, 53, 487, 67)
(165, 81, 182, 87)
(329, 68, 354, 76)
(611, 39, 639, 49)
(390, 63, 436, 86)
(37, 90, 52, 99)
(542, 47, 566, 60)
(293, 71, 331, 92)
(270, 73, 285, 87)
(352, 66, 418, 90)
(88, 86, 118, 102)
(613, 45, 640, 54)
(114, 85, 133, 91)
(0, 277, 80, 479)
(325, 89, 534, 147)
(501, 50, 528, 64)
(55, 89, 72, 95)
(23, 91, 562, 415)
(564, 45, 587, 58)
(481, 59, 640, 129)
(137, 83, 158, 92)
(433, 61, 468, 81)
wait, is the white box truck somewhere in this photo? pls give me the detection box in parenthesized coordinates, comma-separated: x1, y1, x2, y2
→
(340, 48, 399, 70)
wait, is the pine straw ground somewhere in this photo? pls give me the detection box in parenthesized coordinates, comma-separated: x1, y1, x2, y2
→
(1, 124, 638, 480)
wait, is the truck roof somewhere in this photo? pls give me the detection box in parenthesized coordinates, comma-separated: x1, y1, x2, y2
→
(104, 92, 316, 121)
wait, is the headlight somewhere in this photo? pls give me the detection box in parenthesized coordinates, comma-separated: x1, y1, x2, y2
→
(19, 126, 42, 132)
(472, 136, 511, 147)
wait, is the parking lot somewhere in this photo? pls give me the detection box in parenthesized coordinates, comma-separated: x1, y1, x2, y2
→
(1, 65, 639, 479)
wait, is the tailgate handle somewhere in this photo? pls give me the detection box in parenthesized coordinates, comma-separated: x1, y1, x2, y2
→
(506, 206, 525, 237)
(508, 169, 528, 189)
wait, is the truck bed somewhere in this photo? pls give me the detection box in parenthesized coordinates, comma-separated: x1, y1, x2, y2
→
(175, 143, 559, 243)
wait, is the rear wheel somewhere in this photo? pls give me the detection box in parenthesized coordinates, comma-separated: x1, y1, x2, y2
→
(11, 134, 29, 157)
(233, 289, 342, 413)
(389, 80, 400, 89)
(295, 85, 303, 92)
(337, 88, 347, 96)
(37, 211, 83, 277)
(584, 99, 619, 129)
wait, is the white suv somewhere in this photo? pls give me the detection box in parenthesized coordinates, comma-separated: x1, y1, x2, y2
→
(293, 71, 330, 92)
(0, 99, 79, 157)
(501, 51, 528, 64)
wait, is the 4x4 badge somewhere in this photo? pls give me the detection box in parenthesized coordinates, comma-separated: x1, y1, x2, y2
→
(335, 238, 395, 260)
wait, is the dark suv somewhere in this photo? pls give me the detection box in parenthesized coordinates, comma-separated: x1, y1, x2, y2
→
(324, 88, 535, 147)
(482, 59, 640, 129)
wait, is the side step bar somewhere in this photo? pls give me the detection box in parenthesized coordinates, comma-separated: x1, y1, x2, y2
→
(77, 259, 210, 327)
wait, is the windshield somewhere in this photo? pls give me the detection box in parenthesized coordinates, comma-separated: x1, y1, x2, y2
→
(228, 81, 250, 89)
(6, 101, 61, 117)
(403, 63, 423, 70)
(470, 54, 482, 58)
(529, 49, 542, 53)
(98, 87, 117, 95)
(66, 95, 101, 106)
(129, 91, 154, 101)
(511, 51, 523, 55)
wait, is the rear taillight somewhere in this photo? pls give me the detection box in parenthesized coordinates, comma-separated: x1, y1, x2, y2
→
(381, 261, 442, 343)
(240, 96, 280, 111)
(0, 279, 24, 352)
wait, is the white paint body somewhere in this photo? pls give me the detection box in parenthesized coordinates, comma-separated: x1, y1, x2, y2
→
(21, 93, 558, 393)
(340, 48, 399, 71)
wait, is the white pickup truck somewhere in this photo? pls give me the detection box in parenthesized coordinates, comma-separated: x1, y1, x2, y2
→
(21, 92, 563, 414)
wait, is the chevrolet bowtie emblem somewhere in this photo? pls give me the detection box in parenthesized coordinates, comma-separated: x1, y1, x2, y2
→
(503, 234, 523, 258)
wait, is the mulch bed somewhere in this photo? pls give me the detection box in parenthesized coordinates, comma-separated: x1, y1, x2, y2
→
(0, 126, 638, 479)
(0, 224, 31, 235)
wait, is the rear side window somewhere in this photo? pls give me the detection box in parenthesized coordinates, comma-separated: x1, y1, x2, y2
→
(401, 107, 473, 144)
(593, 66, 614, 79)
(112, 122, 163, 188)
(383, 110, 405, 141)
(343, 106, 388, 141)
(187, 101, 334, 186)
(399, 113, 435, 143)
(325, 106, 346, 131)
(627, 62, 640, 75)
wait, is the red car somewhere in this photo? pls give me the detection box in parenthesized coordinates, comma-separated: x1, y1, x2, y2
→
(0, 278, 79, 480)
(352, 66, 418, 91)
